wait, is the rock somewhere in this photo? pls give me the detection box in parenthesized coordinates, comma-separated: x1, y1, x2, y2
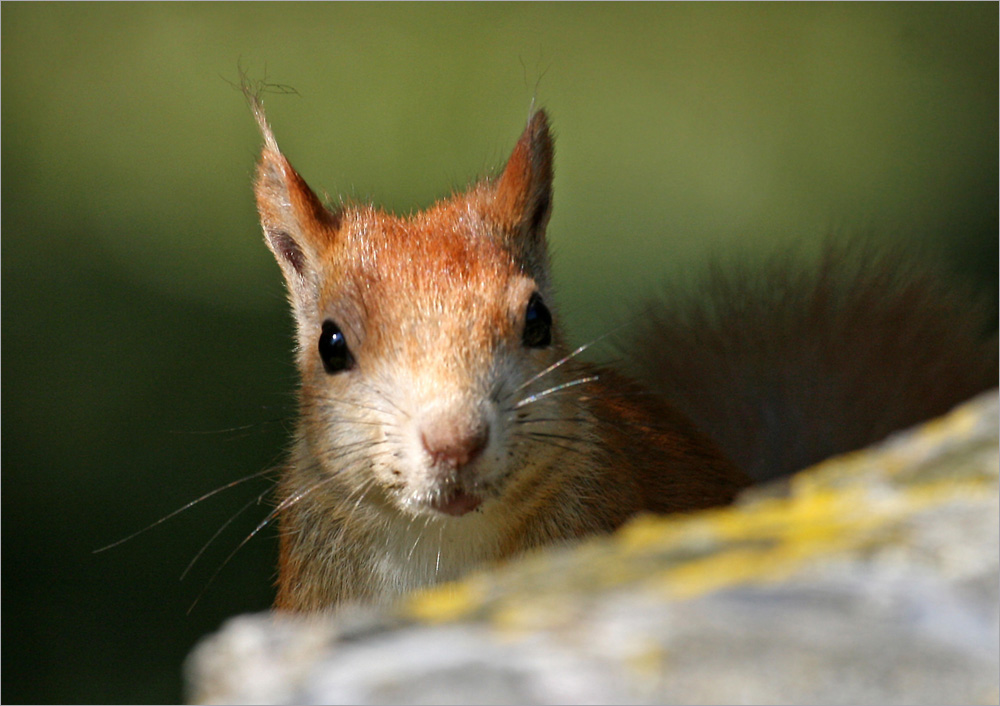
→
(185, 390, 999, 705)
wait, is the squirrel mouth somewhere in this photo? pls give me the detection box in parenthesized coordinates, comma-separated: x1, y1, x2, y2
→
(427, 489, 482, 517)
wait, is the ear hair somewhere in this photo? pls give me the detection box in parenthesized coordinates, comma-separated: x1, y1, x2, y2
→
(494, 110, 554, 245)
(248, 97, 341, 309)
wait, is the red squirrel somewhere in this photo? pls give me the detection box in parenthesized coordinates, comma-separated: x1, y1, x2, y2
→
(249, 98, 997, 612)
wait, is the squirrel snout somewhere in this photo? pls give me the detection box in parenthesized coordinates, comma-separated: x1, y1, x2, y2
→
(420, 422, 489, 471)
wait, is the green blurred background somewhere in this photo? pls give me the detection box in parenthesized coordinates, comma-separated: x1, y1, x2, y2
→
(2, 3, 996, 703)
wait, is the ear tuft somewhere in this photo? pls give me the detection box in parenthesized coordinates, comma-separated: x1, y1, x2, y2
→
(240, 73, 283, 155)
(248, 97, 342, 308)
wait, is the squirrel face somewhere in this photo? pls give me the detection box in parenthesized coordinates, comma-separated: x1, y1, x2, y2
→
(251, 107, 584, 521)
(297, 203, 564, 519)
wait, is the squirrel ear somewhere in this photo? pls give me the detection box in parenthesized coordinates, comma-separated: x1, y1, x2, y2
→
(494, 110, 554, 245)
(250, 100, 341, 307)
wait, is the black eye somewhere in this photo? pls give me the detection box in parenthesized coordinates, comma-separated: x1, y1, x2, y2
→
(318, 320, 354, 374)
(522, 293, 552, 348)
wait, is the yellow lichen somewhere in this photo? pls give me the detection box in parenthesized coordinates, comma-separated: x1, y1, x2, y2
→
(404, 578, 486, 624)
(490, 595, 579, 638)
(646, 477, 995, 600)
(624, 639, 669, 683)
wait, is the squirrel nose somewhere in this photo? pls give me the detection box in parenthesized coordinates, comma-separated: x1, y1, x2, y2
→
(421, 422, 489, 470)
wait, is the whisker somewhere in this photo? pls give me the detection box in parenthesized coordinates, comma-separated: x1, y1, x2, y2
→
(312, 415, 396, 428)
(93, 466, 276, 553)
(518, 431, 594, 444)
(317, 438, 388, 466)
(167, 418, 287, 436)
(344, 476, 379, 521)
(358, 380, 412, 421)
(314, 396, 394, 418)
(435, 524, 444, 576)
(511, 416, 590, 425)
(513, 375, 600, 410)
(511, 434, 596, 458)
(187, 474, 336, 614)
(513, 322, 633, 394)
(514, 342, 592, 393)
(406, 515, 434, 562)
(180, 490, 268, 581)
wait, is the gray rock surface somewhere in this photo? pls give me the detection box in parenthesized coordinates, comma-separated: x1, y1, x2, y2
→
(186, 390, 999, 704)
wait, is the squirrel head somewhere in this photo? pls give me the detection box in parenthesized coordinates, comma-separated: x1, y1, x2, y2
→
(251, 105, 585, 520)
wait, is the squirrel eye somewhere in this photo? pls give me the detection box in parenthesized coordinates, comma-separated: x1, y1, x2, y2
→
(522, 293, 552, 348)
(319, 320, 354, 374)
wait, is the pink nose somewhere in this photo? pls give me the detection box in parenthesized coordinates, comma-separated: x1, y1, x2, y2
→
(421, 423, 489, 470)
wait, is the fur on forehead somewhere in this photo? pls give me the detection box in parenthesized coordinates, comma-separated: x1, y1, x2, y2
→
(327, 186, 550, 284)
(316, 195, 547, 336)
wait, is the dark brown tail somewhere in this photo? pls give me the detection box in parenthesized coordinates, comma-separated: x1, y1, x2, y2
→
(622, 240, 998, 483)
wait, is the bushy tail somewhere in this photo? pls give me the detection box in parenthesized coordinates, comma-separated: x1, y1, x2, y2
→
(622, 241, 998, 483)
